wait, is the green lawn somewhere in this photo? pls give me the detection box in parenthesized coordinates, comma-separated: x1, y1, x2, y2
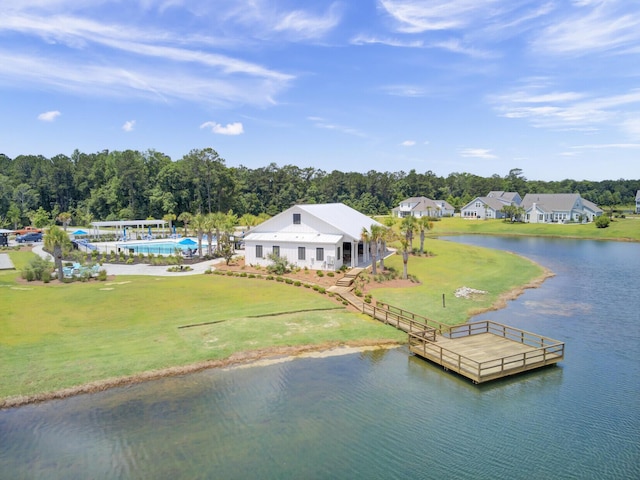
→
(425, 216, 640, 242)
(0, 259, 405, 401)
(369, 239, 545, 325)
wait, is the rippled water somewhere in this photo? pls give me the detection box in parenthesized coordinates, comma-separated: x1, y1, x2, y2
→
(1, 237, 639, 479)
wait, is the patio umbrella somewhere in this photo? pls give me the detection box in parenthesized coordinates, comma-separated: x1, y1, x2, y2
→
(178, 238, 197, 246)
(72, 229, 88, 235)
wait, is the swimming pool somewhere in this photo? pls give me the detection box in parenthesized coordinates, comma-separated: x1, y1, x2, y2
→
(119, 241, 198, 255)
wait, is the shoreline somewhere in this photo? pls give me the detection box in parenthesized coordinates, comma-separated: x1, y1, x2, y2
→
(1, 251, 556, 410)
(0, 341, 402, 410)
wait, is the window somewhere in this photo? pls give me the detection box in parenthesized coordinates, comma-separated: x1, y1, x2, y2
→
(337, 247, 341, 260)
(298, 247, 305, 260)
(273, 246, 280, 257)
(316, 248, 324, 261)
(293, 213, 301, 224)
(256, 245, 263, 258)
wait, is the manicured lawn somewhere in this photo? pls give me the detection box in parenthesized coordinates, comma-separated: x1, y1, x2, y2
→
(368, 239, 545, 325)
(0, 258, 405, 401)
(425, 216, 640, 242)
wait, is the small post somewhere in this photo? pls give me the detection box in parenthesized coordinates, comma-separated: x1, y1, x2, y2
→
(442, 293, 446, 308)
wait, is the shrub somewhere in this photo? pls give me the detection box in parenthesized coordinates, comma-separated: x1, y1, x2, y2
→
(285, 278, 293, 284)
(204, 268, 213, 274)
(294, 281, 301, 286)
(354, 289, 363, 297)
(266, 275, 275, 281)
(276, 276, 284, 282)
(248, 274, 256, 279)
(266, 252, 291, 275)
(327, 272, 335, 277)
(316, 270, 324, 277)
(21, 256, 53, 282)
(595, 215, 610, 228)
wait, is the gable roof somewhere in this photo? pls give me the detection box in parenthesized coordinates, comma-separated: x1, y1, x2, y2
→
(398, 196, 454, 213)
(522, 193, 581, 212)
(297, 203, 382, 240)
(582, 199, 603, 214)
(462, 196, 510, 212)
(248, 203, 382, 243)
(487, 191, 520, 204)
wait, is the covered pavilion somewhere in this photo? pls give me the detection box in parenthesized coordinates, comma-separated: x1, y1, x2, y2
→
(90, 220, 169, 240)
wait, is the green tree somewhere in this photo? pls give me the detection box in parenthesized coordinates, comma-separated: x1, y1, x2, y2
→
(191, 213, 207, 258)
(57, 212, 73, 231)
(44, 225, 71, 282)
(178, 212, 193, 237)
(416, 216, 433, 254)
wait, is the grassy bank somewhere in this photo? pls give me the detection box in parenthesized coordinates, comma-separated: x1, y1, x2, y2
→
(424, 216, 640, 242)
(1, 238, 546, 404)
(0, 266, 405, 404)
(367, 239, 547, 325)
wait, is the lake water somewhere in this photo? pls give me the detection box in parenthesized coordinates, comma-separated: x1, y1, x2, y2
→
(1, 237, 639, 479)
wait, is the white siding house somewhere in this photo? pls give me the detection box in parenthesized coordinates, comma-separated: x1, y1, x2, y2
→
(522, 193, 602, 223)
(636, 190, 640, 214)
(393, 197, 454, 218)
(460, 192, 521, 220)
(243, 203, 382, 271)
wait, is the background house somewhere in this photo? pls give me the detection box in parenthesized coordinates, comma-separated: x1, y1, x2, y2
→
(393, 197, 454, 218)
(243, 203, 382, 271)
(521, 193, 602, 223)
(636, 190, 640, 214)
(460, 191, 521, 220)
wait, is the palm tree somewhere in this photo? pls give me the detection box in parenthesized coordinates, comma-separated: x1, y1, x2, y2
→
(361, 227, 377, 275)
(177, 212, 193, 237)
(401, 216, 417, 252)
(163, 213, 176, 233)
(210, 211, 227, 256)
(399, 236, 410, 280)
(204, 213, 216, 257)
(44, 225, 70, 282)
(190, 213, 207, 258)
(417, 216, 433, 255)
(56, 212, 72, 231)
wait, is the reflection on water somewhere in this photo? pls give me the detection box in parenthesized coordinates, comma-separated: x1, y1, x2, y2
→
(1, 237, 639, 479)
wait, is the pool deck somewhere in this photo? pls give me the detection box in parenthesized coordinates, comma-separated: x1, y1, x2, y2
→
(31, 244, 217, 276)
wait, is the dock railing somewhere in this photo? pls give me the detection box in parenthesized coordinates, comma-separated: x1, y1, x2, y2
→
(371, 302, 564, 383)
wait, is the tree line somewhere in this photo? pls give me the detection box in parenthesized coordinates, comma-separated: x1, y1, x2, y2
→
(1, 148, 638, 229)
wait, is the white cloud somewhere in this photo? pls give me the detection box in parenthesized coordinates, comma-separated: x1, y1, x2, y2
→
(274, 5, 342, 40)
(490, 84, 640, 133)
(122, 120, 135, 132)
(533, 0, 640, 55)
(307, 116, 366, 138)
(37, 110, 61, 121)
(459, 148, 497, 159)
(200, 121, 244, 135)
(401, 140, 416, 146)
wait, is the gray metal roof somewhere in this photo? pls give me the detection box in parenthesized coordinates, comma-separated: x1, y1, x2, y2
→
(522, 193, 581, 212)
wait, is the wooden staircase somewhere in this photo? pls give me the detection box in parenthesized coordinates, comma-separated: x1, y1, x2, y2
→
(335, 267, 364, 287)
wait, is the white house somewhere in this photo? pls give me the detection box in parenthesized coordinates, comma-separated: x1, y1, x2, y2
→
(460, 192, 522, 220)
(393, 197, 454, 218)
(522, 193, 602, 223)
(243, 203, 383, 271)
(636, 190, 640, 214)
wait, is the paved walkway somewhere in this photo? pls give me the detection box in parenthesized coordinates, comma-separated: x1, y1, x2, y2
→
(0, 253, 15, 270)
(31, 245, 217, 276)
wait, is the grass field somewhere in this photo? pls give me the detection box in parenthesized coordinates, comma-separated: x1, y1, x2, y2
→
(367, 239, 546, 325)
(0, 261, 406, 402)
(424, 216, 640, 241)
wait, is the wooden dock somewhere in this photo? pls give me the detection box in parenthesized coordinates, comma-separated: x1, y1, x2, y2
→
(362, 302, 564, 384)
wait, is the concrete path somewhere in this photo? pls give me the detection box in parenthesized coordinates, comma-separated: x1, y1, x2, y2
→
(0, 253, 15, 270)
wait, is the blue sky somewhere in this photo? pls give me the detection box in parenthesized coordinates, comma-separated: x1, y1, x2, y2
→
(1, 0, 639, 182)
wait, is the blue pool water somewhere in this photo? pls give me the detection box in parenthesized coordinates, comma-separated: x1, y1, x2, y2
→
(121, 241, 198, 255)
